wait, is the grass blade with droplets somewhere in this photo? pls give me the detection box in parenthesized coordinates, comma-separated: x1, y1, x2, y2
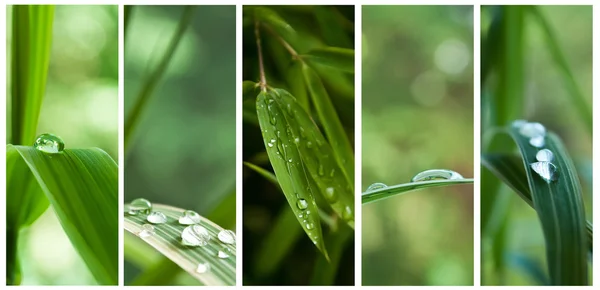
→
(362, 179, 474, 204)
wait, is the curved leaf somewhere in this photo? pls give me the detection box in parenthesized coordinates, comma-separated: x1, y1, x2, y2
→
(124, 203, 236, 286)
(362, 179, 474, 204)
(6, 145, 118, 285)
(302, 47, 354, 73)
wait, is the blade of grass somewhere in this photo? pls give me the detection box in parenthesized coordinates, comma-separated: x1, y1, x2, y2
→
(302, 47, 354, 73)
(310, 226, 353, 285)
(362, 179, 474, 204)
(10, 5, 55, 145)
(124, 203, 236, 286)
(7, 145, 118, 285)
(124, 6, 196, 151)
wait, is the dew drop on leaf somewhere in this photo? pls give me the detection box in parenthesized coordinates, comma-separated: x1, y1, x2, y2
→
(34, 133, 65, 154)
(296, 198, 309, 210)
(518, 122, 546, 138)
(178, 210, 201, 225)
(306, 222, 315, 230)
(217, 229, 236, 244)
(218, 250, 230, 259)
(129, 198, 152, 215)
(530, 161, 559, 183)
(318, 164, 325, 176)
(195, 262, 210, 274)
(529, 135, 545, 148)
(536, 149, 554, 162)
(138, 224, 155, 238)
(147, 211, 167, 224)
(324, 187, 338, 203)
(411, 169, 464, 182)
(342, 206, 353, 221)
(181, 225, 211, 246)
(366, 183, 387, 192)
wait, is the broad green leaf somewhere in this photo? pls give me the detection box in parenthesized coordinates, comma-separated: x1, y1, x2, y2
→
(124, 204, 236, 286)
(489, 125, 588, 285)
(256, 90, 329, 259)
(362, 179, 474, 204)
(272, 88, 354, 228)
(10, 5, 54, 145)
(7, 145, 118, 285)
(302, 64, 354, 183)
(302, 47, 354, 73)
(481, 153, 593, 253)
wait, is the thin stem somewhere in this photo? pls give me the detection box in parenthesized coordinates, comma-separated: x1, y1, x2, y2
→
(255, 20, 267, 92)
(264, 24, 301, 60)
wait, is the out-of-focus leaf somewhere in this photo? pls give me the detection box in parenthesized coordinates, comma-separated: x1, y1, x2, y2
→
(303, 47, 354, 73)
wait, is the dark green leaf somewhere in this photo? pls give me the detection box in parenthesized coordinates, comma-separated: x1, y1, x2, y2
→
(362, 179, 474, 204)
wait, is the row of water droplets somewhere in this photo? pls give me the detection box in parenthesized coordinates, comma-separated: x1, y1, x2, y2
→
(365, 169, 465, 192)
(127, 198, 236, 274)
(512, 120, 558, 183)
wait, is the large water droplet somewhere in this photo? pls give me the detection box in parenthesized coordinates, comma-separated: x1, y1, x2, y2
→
(138, 224, 155, 238)
(519, 122, 546, 138)
(181, 225, 211, 246)
(297, 198, 308, 210)
(218, 230, 236, 244)
(34, 133, 65, 154)
(530, 161, 559, 183)
(536, 149, 554, 162)
(366, 183, 387, 191)
(512, 119, 528, 128)
(529, 135, 545, 148)
(218, 250, 230, 259)
(129, 198, 152, 215)
(324, 187, 338, 203)
(147, 211, 167, 224)
(179, 210, 201, 225)
(411, 169, 464, 182)
(195, 262, 210, 274)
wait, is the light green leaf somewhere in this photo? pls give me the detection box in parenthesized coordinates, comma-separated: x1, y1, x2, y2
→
(362, 179, 474, 204)
(302, 47, 354, 73)
(7, 145, 118, 285)
(124, 204, 236, 286)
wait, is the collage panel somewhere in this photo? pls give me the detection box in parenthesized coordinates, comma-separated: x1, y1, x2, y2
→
(480, 5, 593, 286)
(242, 5, 355, 286)
(6, 5, 119, 285)
(123, 5, 236, 286)
(361, 5, 475, 286)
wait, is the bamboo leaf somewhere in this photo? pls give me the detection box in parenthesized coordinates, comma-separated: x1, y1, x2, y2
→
(362, 179, 474, 204)
(124, 204, 236, 286)
(10, 5, 55, 145)
(302, 47, 354, 73)
(256, 90, 329, 259)
(253, 6, 296, 45)
(302, 64, 354, 184)
(6, 145, 118, 285)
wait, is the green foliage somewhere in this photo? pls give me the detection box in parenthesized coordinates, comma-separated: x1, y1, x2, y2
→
(362, 179, 474, 204)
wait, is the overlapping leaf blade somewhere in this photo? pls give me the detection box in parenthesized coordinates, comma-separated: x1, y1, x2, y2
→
(302, 47, 354, 73)
(124, 204, 236, 286)
(6, 145, 118, 285)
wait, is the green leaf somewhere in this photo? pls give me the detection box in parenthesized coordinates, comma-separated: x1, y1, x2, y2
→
(310, 226, 353, 285)
(486, 125, 588, 285)
(10, 5, 55, 145)
(7, 145, 118, 285)
(302, 47, 354, 73)
(272, 88, 354, 228)
(256, 90, 329, 259)
(253, 6, 296, 45)
(124, 204, 236, 286)
(362, 179, 474, 204)
(302, 64, 354, 184)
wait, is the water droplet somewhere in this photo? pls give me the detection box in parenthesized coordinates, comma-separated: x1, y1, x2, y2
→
(129, 198, 152, 215)
(530, 161, 559, 183)
(536, 149, 554, 162)
(270, 117, 277, 125)
(342, 206, 353, 221)
(296, 198, 308, 210)
(195, 262, 210, 274)
(267, 142, 274, 148)
(519, 122, 546, 138)
(306, 222, 315, 230)
(329, 169, 335, 177)
(138, 224, 155, 238)
(306, 141, 313, 148)
(294, 137, 300, 144)
(217, 229, 236, 244)
(179, 210, 201, 225)
(181, 225, 211, 246)
(34, 133, 65, 154)
(287, 103, 293, 114)
(147, 211, 167, 224)
(288, 158, 293, 163)
(529, 135, 545, 148)
(318, 165, 325, 176)
(324, 187, 338, 203)
(366, 183, 387, 191)
(411, 169, 464, 182)
(512, 119, 528, 128)
(300, 127, 307, 138)
(218, 250, 230, 259)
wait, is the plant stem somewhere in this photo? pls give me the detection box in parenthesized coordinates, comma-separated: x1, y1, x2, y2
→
(264, 24, 301, 60)
(124, 5, 196, 152)
(255, 20, 267, 92)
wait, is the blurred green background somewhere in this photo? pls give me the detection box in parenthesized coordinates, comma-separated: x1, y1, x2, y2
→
(481, 6, 592, 285)
(123, 5, 236, 285)
(5, 5, 118, 285)
(362, 5, 474, 286)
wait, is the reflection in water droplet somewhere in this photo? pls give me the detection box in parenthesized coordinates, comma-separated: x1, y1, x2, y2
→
(218, 250, 230, 259)
(138, 224, 155, 238)
(530, 161, 559, 183)
(34, 133, 65, 154)
(129, 198, 152, 215)
(297, 199, 308, 210)
(181, 225, 211, 246)
(179, 210, 201, 225)
(147, 211, 168, 224)
(306, 223, 314, 230)
(366, 183, 387, 192)
(324, 187, 338, 203)
(519, 122, 546, 138)
(218, 230, 236, 244)
(536, 149, 554, 162)
(196, 262, 210, 274)
(529, 135, 545, 148)
(411, 169, 464, 182)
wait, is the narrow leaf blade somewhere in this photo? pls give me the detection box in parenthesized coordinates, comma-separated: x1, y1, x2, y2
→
(302, 47, 354, 73)
(362, 179, 474, 204)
